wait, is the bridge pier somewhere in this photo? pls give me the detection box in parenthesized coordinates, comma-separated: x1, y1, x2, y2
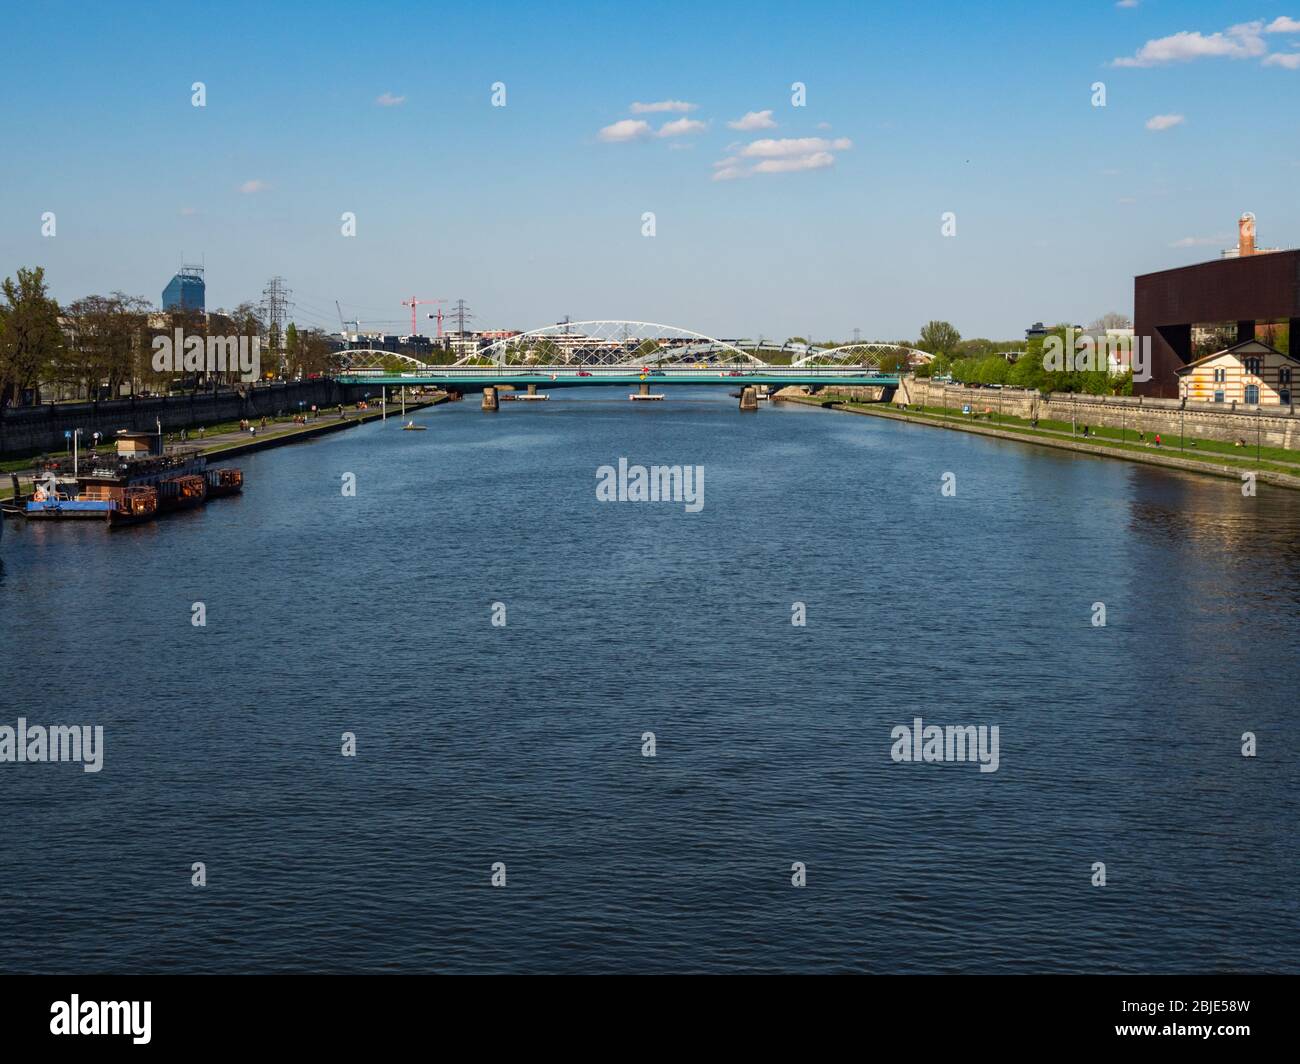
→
(639, 382, 650, 397)
(739, 386, 758, 412)
(481, 386, 498, 412)
(527, 383, 538, 396)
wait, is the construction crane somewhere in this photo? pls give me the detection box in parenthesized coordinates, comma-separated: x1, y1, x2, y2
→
(335, 301, 403, 341)
(401, 297, 445, 337)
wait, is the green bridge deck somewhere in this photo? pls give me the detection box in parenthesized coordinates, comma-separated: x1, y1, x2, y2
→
(335, 369, 900, 389)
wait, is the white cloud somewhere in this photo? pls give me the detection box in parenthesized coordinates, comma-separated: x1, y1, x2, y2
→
(712, 136, 852, 180)
(753, 152, 836, 174)
(739, 136, 852, 158)
(1116, 0, 1139, 8)
(656, 117, 708, 137)
(598, 119, 652, 142)
(1114, 21, 1267, 66)
(1267, 16, 1300, 32)
(1145, 113, 1185, 131)
(239, 179, 269, 194)
(1262, 51, 1300, 68)
(727, 109, 776, 131)
(629, 100, 697, 114)
(375, 92, 406, 107)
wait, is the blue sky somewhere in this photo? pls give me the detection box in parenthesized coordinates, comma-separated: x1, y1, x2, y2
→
(2, 0, 1298, 341)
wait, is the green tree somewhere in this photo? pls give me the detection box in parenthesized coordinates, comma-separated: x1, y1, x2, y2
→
(918, 320, 962, 358)
(1010, 324, 1129, 395)
(875, 349, 911, 373)
(232, 302, 268, 379)
(296, 327, 339, 376)
(0, 266, 65, 405)
(285, 322, 300, 375)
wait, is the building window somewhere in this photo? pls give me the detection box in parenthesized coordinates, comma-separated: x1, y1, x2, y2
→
(1245, 384, 1260, 404)
(1281, 368, 1293, 385)
(1214, 390, 1225, 403)
(1281, 389, 1292, 405)
(1244, 357, 1262, 376)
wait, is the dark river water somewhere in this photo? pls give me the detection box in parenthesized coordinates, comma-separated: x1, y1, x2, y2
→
(1, 388, 1297, 973)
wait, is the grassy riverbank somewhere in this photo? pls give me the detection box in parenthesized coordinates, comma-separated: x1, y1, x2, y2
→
(785, 393, 1300, 487)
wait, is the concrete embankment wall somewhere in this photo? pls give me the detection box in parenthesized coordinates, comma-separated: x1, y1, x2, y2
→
(891, 378, 1300, 450)
(0, 380, 344, 458)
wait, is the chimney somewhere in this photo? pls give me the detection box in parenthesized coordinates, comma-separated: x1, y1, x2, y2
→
(1238, 212, 1256, 257)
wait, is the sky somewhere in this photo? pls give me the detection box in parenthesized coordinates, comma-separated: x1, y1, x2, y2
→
(1, 0, 1298, 342)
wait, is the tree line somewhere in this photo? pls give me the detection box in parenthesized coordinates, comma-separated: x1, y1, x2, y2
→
(0, 266, 341, 406)
(909, 318, 1132, 395)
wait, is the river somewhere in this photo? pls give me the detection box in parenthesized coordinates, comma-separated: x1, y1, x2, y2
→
(1, 388, 1297, 972)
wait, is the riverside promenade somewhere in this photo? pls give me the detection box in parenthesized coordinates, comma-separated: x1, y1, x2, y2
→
(1, 394, 447, 502)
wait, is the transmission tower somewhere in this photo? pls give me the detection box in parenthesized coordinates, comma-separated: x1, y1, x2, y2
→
(449, 299, 474, 336)
(261, 276, 294, 366)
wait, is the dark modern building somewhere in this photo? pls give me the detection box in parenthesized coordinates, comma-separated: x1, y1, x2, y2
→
(162, 265, 205, 313)
(1134, 249, 1300, 398)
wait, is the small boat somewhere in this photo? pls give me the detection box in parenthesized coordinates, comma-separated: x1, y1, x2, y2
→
(157, 474, 207, 513)
(205, 467, 244, 497)
(107, 486, 159, 527)
(401, 421, 427, 431)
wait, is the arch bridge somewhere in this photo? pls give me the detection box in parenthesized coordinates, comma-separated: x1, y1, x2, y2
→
(333, 322, 914, 401)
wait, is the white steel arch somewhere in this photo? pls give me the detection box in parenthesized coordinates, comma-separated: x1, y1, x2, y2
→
(790, 342, 927, 369)
(461, 321, 768, 367)
(336, 348, 432, 371)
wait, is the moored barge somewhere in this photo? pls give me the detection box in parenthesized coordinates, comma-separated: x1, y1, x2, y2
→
(20, 430, 243, 525)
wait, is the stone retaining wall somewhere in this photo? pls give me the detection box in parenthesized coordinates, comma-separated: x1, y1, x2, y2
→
(0, 380, 344, 457)
(891, 378, 1300, 449)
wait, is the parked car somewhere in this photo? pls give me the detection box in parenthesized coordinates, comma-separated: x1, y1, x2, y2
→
(576, 371, 593, 377)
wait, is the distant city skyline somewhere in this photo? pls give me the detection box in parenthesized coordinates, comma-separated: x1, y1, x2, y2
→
(2, 1, 1298, 340)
